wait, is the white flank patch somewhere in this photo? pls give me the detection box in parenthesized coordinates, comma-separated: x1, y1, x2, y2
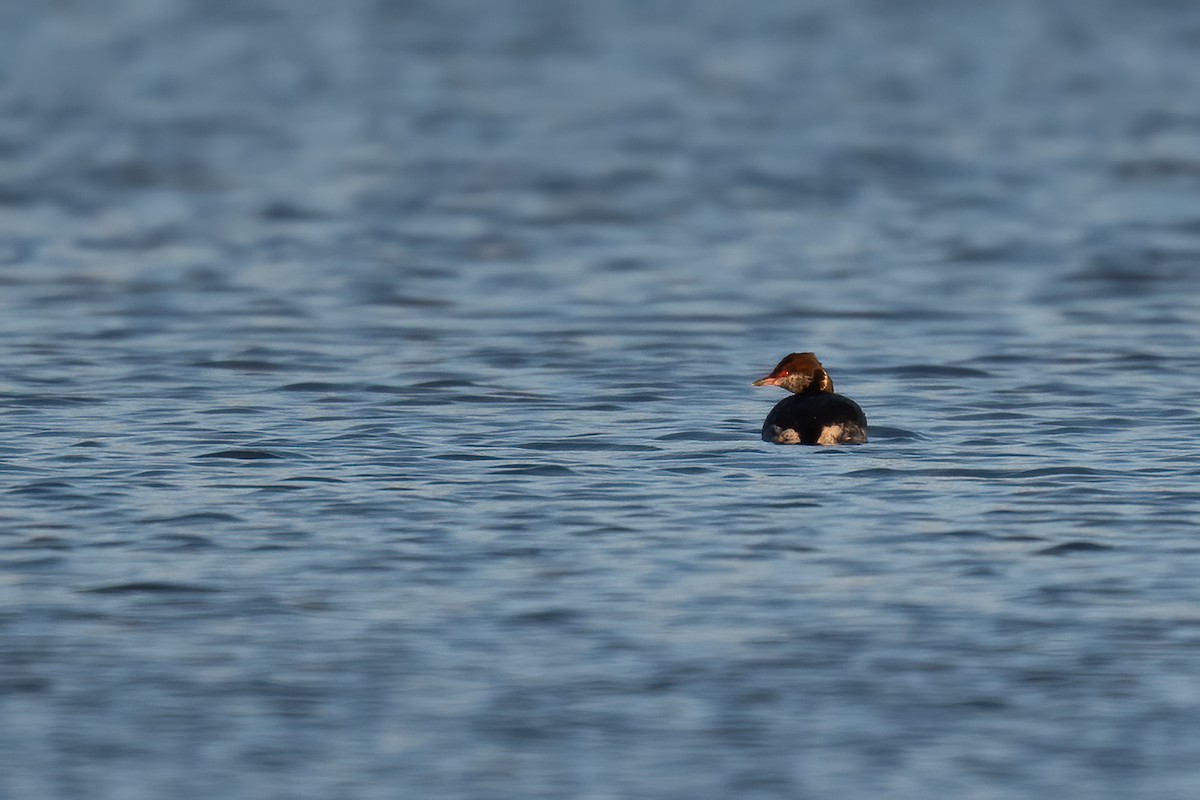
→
(816, 424, 844, 446)
(772, 427, 801, 444)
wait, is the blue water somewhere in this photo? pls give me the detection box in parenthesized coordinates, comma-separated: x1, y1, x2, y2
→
(3, 1, 1200, 797)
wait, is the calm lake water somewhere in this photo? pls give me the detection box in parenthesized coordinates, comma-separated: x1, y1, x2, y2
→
(3, 1, 1200, 798)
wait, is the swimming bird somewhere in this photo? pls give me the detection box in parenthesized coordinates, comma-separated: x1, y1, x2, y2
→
(752, 352, 868, 445)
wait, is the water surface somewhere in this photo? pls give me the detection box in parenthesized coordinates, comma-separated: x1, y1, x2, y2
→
(3, 1, 1200, 798)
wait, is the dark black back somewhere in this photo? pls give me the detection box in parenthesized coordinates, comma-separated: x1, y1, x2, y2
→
(763, 392, 868, 444)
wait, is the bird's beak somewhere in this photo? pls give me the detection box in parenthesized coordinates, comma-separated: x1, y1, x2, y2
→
(751, 377, 777, 387)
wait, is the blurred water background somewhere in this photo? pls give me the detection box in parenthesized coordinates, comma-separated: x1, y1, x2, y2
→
(3, 1, 1200, 798)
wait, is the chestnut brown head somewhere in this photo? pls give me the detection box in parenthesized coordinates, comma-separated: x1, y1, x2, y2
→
(751, 352, 835, 394)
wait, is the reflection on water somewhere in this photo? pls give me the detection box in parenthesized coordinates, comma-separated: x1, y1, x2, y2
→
(3, 1, 1200, 798)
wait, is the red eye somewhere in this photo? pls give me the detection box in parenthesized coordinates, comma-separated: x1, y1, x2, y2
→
(777, 370, 790, 377)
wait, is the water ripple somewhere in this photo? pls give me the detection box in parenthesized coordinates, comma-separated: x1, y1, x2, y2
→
(3, 2, 1200, 799)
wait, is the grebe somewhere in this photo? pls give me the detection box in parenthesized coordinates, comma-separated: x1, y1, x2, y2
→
(752, 352, 867, 445)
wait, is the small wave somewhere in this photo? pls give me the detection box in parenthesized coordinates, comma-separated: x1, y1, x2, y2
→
(850, 465, 1107, 480)
(147, 534, 220, 550)
(872, 365, 992, 378)
(199, 406, 268, 416)
(866, 426, 925, 440)
(518, 439, 660, 452)
(1111, 157, 1200, 182)
(655, 431, 730, 442)
(278, 382, 356, 392)
(362, 293, 452, 308)
(509, 608, 581, 625)
(492, 464, 577, 476)
(196, 449, 284, 460)
(1, 556, 65, 570)
(139, 512, 241, 524)
(928, 529, 993, 539)
(81, 582, 219, 594)
(17, 536, 70, 550)
(1012, 467, 1107, 478)
(432, 453, 503, 461)
(0, 393, 104, 407)
(950, 411, 1032, 421)
(192, 359, 294, 372)
(845, 467, 900, 477)
(611, 392, 669, 402)
(8, 481, 75, 495)
(1036, 541, 1113, 556)
(258, 201, 332, 221)
(280, 380, 419, 397)
(775, 305, 964, 321)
